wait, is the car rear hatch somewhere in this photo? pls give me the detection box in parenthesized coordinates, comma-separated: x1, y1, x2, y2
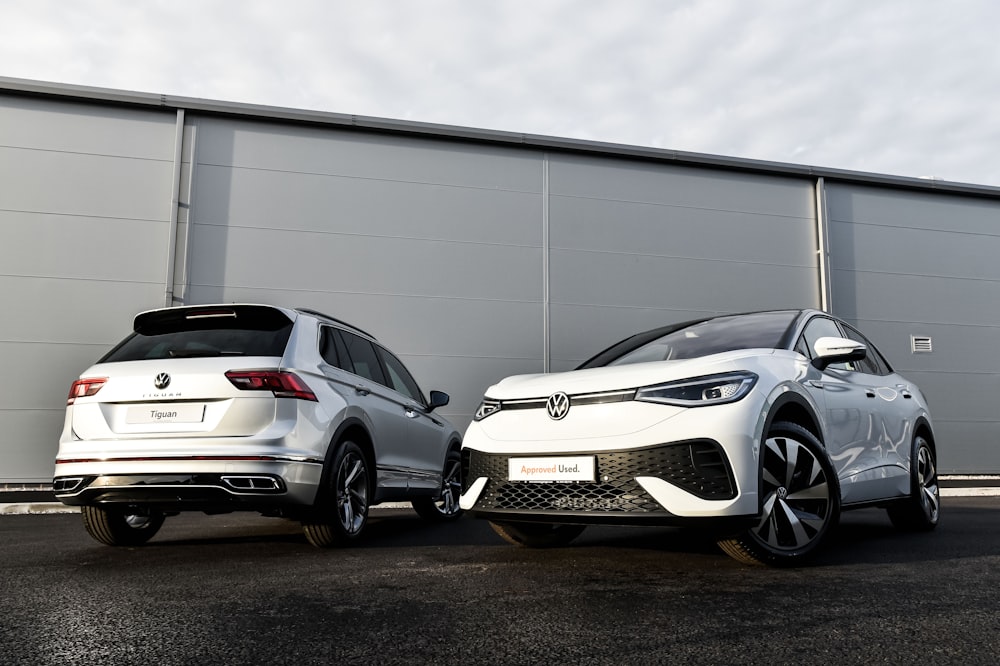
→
(67, 305, 308, 440)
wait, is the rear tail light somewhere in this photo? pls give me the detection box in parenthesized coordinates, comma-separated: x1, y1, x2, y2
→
(67, 378, 107, 405)
(225, 370, 317, 401)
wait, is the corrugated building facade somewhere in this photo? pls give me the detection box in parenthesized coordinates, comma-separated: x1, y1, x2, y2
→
(2, 77, 998, 483)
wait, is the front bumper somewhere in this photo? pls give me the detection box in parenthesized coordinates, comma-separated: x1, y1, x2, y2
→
(460, 440, 757, 526)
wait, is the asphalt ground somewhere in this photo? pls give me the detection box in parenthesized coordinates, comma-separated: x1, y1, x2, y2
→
(1, 497, 998, 665)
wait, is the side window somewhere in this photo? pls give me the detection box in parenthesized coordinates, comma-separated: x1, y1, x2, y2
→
(339, 331, 387, 385)
(377, 348, 425, 404)
(840, 325, 888, 376)
(320, 327, 355, 373)
(319, 327, 342, 369)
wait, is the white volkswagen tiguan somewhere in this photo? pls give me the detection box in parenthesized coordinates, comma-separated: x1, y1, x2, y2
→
(54, 304, 462, 547)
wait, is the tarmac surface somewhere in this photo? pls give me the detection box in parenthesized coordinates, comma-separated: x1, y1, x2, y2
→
(1, 497, 998, 665)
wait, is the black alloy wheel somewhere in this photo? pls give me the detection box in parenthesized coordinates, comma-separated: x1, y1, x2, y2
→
(718, 421, 840, 566)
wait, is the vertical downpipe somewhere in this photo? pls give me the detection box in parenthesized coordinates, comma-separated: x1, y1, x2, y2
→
(164, 109, 185, 307)
(542, 154, 551, 373)
(814, 177, 832, 312)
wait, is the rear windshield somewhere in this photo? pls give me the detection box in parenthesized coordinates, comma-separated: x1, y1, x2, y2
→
(99, 306, 294, 362)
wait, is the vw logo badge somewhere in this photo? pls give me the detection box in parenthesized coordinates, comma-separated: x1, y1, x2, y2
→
(546, 392, 570, 420)
(154, 373, 171, 390)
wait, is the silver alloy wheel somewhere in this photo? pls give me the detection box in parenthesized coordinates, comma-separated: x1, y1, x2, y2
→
(434, 458, 462, 517)
(336, 451, 368, 535)
(915, 443, 940, 523)
(753, 434, 834, 551)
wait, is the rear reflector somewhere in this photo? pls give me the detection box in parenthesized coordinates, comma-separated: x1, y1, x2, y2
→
(225, 370, 317, 401)
(67, 378, 107, 405)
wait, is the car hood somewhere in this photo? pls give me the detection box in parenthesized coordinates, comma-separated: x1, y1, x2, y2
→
(485, 349, 777, 399)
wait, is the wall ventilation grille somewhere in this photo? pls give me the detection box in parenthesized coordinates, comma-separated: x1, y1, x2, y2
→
(911, 336, 933, 353)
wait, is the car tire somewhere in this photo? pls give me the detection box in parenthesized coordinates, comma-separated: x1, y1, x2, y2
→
(886, 435, 940, 531)
(717, 421, 840, 566)
(489, 521, 586, 548)
(411, 449, 463, 522)
(81, 505, 165, 546)
(302, 440, 370, 548)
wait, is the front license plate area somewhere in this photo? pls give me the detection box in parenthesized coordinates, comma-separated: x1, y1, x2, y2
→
(125, 403, 206, 425)
(508, 456, 596, 482)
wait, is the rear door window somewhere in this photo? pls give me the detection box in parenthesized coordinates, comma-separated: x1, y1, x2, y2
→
(338, 331, 387, 385)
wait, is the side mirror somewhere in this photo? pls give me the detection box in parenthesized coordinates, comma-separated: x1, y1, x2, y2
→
(426, 390, 450, 412)
(812, 336, 867, 371)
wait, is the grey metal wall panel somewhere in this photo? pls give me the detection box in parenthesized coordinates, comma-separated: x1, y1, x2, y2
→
(0, 211, 168, 285)
(192, 164, 542, 247)
(0, 412, 65, 483)
(903, 371, 1000, 473)
(835, 272, 1000, 327)
(827, 182, 1000, 473)
(0, 95, 175, 159)
(829, 219, 1000, 281)
(187, 223, 542, 302)
(0, 95, 176, 482)
(550, 196, 813, 264)
(0, 146, 173, 220)
(5, 84, 1000, 480)
(181, 118, 547, 430)
(547, 155, 819, 367)
(927, 422, 995, 472)
(193, 117, 543, 192)
(549, 155, 814, 216)
(0, 275, 163, 348)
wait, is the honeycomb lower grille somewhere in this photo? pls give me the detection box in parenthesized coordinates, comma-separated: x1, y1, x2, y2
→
(462, 441, 736, 514)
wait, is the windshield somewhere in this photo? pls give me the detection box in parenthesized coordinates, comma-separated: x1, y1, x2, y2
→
(579, 311, 799, 369)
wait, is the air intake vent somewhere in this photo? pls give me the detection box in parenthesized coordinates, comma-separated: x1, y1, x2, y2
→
(911, 336, 933, 353)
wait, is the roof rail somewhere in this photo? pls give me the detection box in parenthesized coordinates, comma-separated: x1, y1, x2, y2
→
(295, 308, 377, 340)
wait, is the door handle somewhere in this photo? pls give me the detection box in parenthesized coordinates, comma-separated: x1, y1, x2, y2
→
(865, 390, 876, 399)
(355, 384, 370, 396)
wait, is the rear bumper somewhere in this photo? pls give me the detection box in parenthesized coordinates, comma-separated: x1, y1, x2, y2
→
(53, 457, 323, 512)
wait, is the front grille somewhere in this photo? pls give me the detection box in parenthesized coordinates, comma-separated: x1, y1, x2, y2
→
(462, 441, 736, 514)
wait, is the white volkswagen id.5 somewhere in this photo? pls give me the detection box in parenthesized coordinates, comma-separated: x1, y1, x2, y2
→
(460, 310, 940, 565)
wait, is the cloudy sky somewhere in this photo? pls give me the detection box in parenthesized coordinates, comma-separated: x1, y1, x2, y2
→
(3, 0, 998, 185)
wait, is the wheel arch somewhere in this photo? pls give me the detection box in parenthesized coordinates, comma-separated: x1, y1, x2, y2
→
(318, 417, 376, 502)
(913, 417, 936, 456)
(762, 392, 823, 445)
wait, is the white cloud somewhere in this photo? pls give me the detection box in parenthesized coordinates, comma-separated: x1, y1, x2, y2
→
(2, 0, 999, 185)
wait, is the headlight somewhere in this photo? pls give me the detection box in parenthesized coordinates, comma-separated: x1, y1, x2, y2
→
(474, 398, 501, 421)
(635, 372, 757, 407)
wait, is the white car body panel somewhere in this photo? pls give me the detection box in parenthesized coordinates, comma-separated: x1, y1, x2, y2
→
(460, 310, 935, 531)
